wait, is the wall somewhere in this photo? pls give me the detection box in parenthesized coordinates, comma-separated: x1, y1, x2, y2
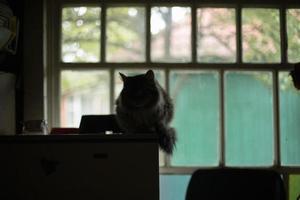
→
(23, 0, 45, 123)
(0, 0, 45, 133)
(0, 0, 24, 133)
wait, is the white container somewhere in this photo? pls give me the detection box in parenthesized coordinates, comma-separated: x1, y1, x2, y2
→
(0, 72, 15, 135)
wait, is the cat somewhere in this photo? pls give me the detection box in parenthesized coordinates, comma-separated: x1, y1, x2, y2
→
(290, 62, 300, 90)
(115, 70, 177, 154)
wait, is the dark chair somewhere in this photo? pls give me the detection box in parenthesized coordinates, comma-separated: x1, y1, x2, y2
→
(186, 168, 286, 200)
(79, 114, 123, 134)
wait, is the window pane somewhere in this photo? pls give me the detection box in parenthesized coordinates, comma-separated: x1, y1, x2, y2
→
(60, 71, 109, 127)
(151, 7, 191, 62)
(61, 7, 101, 63)
(170, 71, 220, 166)
(289, 175, 300, 200)
(242, 9, 280, 63)
(287, 9, 300, 63)
(225, 71, 274, 166)
(197, 8, 236, 63)
(106, 7, 145, 62)
(160, 175, 191, 200)
(279, 72, 300, 166)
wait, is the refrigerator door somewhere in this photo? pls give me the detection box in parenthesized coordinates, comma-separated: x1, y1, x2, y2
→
(0, 72, 15, 135)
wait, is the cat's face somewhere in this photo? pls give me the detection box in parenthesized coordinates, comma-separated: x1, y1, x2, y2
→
(119, 70, 159, 109)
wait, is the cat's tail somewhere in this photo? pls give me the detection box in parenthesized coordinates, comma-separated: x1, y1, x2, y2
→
(157, 125, 177, 155)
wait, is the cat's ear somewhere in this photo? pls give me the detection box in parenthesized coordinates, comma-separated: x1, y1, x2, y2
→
(145, 70, 155, 80)
(295, 62, 300, 73)
(119, 73, 127, 82)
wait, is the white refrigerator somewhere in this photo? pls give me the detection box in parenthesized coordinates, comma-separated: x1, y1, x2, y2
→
(0, 72, 15, 135)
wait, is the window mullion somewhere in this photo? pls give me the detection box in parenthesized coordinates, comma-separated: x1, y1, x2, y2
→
(100, 4, 114, 113)
(165, 68, 171, 167)
(236, 5, 242, 64)
(110, 69, 115, 114)
(275, 6, 287, 166)
(220, 69, 225, 167)
(146, 3, 151, 63)
(101, 4, 107, 62)
(54, 1, 63, 127)
(273, 70, 280, 166)
(191, 3, 197, 63)
(280, 7, 288, 64)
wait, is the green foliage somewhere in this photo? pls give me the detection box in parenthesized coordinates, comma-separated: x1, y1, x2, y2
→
(62, 7, 101, 62)
(106, 7, 145, 60)
(62, 7, 100, 40)
(242, 9, 281, 63)
(197, 8, 236, 63)
(61, 7, 300, 64)
(287, 9, 300, 63)
(290, 175, 300, 200)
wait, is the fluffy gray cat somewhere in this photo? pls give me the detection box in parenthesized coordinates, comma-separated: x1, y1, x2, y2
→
(115, 70, 177, 154)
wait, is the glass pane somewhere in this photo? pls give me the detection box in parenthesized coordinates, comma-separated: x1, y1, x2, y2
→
(159, 152, 165, 167)
(60, 71, 110, 127)
(279, 72, 300, 166)
(289, 175, 300, 200)
(151, 7, 191, 62)
(242, 9, 280, 63)
(170, 71, 220, 166)
(106, 7, 145, 62)
(197, 8, 236, 63)
(160, 175, 191, 200)
(61, 7, 101, 63)
(287, 9, 300, 63)
(225, 71, 274, 166)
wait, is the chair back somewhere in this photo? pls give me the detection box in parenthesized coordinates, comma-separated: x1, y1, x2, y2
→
(186, 168, 286, 200)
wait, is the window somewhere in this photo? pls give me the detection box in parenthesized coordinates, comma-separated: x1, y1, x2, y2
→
(151, 6, 191, 62)
(197, 8, 236, 62)
(287, 9, 300, 63)
(47, 1, 300, 200)
(242, 8, 281, 63)
(279, 72, 300, 166)
(106, 6, 146, 62)
(225, 71, 274, 166)
(170, 71, 220, 166)
(61, 7, 101, 62)
(60, 70, 110, 127)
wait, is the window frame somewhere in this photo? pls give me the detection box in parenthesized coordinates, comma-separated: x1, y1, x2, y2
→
(46, 1, 300, 198)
